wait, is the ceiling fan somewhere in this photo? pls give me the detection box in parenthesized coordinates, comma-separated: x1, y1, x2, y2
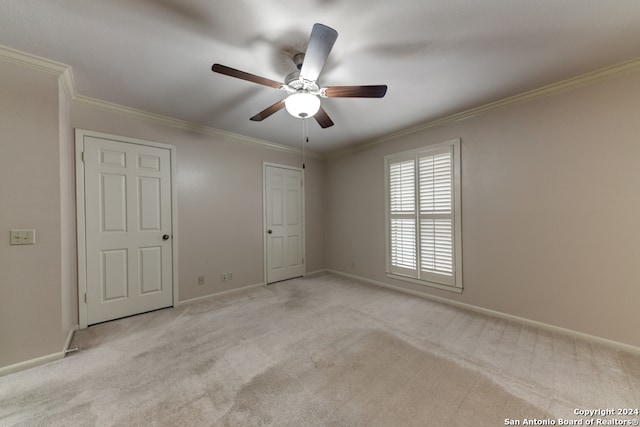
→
(212, 23, 387, 129)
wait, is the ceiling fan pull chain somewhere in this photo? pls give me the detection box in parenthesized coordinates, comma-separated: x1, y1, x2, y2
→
(302, 118, 306, 169)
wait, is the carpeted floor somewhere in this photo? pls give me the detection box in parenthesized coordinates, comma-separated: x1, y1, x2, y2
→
(1, 273, 639, 426)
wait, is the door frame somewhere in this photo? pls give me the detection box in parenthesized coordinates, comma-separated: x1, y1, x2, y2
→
(75, 129, 179, 329)
(262, 162, 305, 284)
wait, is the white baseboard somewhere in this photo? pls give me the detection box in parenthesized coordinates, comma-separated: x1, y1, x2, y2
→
(176, 282, 265, 306)
(0, 324, 80, 377)
(326, 269, 640, 356)
(305, 269, 328, 277)
(0, 351, 65, 377)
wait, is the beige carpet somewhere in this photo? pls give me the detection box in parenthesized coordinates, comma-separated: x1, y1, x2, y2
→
(1, 273, 639, 426)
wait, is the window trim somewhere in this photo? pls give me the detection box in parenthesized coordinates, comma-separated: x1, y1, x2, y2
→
(384, 138, 462, 293)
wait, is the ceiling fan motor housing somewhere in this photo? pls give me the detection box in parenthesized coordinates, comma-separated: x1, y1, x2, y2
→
(285, 71, 303, 89)
(285, 70, 320, 93)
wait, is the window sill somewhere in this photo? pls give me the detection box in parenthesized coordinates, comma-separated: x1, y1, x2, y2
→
(386, 273, 463, 294)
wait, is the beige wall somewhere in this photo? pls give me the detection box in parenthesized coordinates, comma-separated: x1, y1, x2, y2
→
(70, 104, 325, 303)
(0, 62, 64, 367)
(325, 70, 640, 348)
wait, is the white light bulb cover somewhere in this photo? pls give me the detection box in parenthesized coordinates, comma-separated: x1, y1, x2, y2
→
(285, 92, 321, 118)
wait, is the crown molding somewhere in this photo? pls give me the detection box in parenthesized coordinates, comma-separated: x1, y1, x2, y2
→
(0, 44, 68, 75)
(4, 44, 640, 161)
(0, 44, 320, 159)
(329, 56, 640, 159)
(71, 94, 321, 158)
(0, 45, 78, 105)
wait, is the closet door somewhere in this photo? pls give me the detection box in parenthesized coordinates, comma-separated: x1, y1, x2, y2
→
(264, 164, 304, 283)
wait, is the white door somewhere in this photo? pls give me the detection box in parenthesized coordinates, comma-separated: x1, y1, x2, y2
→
(265, 164, 305, 283)
(82, 136, 173, 325)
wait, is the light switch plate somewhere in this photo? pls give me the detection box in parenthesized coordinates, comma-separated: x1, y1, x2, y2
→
(10, 229, 36, 245)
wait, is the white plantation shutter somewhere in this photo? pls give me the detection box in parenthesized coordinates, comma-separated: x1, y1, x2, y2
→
(385, 140, 461, 291)
(419, 148, 454, 285)
(390, 160, 415, 213)
(391, 219, 416, 270)
(419, 151, 452, 213)
(389, 158, 418, 276)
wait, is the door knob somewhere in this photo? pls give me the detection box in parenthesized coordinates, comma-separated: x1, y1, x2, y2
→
(162, 234, 170, 240)
(267, 229, 273, 234)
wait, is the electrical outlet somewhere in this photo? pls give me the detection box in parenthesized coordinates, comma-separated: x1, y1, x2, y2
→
(228, 272, 233, 280)
(10, 229, 36, 245)
(198, 276, 205, 286)
(221, 273, 228, 282)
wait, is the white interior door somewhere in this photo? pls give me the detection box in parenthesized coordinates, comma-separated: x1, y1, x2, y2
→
(265, 164, 305, 283)
(82, 135, 173, 325)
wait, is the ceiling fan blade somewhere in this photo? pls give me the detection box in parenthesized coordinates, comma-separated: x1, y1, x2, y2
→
(324, 85, 388, 98)
(250, 100, 286, 121)
(300, 24, 338, 82)
(212, 64, 283, 89)
(314, 106, 334, 128)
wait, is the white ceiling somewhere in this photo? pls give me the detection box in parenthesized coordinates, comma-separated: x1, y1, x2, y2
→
(2, 0, 640, 154)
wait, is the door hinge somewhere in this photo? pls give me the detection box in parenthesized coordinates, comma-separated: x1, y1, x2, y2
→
(81, 151, 85, 162)
(84, 293, 87, 304)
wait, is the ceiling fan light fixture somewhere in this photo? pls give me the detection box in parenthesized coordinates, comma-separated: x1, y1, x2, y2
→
(285, 92, 320, 118)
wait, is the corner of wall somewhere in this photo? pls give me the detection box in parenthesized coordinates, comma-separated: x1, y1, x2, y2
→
(59, 78, 78, 344)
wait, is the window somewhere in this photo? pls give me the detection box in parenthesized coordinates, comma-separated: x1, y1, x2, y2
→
(385, 139, 462, 292)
